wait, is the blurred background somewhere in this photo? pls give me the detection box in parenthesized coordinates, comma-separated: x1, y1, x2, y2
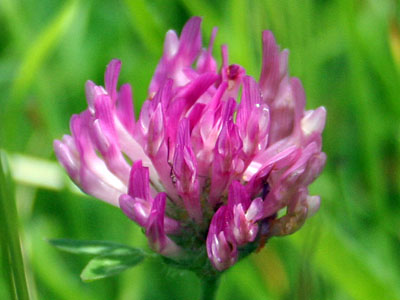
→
(1, 0, 400, 299)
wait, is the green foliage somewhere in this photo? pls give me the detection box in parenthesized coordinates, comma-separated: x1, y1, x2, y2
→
(1, 0, 400, 299)
(80, 250, 146, 282)
(49, 239, 147, 282)
(0, 151, 30, 300)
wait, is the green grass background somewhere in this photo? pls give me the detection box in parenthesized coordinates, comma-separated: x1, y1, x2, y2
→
(1, 0, 400, 299)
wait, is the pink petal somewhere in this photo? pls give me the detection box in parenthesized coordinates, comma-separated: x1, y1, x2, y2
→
(104, 59, 122, 102)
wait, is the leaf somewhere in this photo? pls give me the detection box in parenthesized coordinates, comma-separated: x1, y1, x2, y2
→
(48, 239, 135, 256)
(80, 249, 145, 282)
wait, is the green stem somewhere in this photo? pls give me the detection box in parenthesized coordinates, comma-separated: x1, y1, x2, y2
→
(0, 151, 30, 300)
(200, 276, 220, 300)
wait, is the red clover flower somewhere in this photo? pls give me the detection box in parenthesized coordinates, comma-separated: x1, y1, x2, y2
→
(54, 17, 326, 274)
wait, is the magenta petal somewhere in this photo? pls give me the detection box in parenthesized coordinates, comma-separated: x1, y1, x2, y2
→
(227, 182, 263, 245)
(237, 76, 270, 159)
(163, 30, 179, 59)
(186, 103, 205, 130)
(246, 197, 264, 221)
(69, 112, 125, 205)
(209, 120, 243, 205)
(119, 194, 150, 227)
(117, 83, 135, 134)
(259, 31, 281, 103)
(228, 181, 250, 210)
(149, 17, 203, 94)
(281, 142, 320, 184)
(127, 160, 150, 200)
(92, 96, 130, 182)
(146, 193, 181, 256)
(221, 97, 237, 123)
(231, 203, 259, 245)
(146, 104, 165, 157)
(306, 195, 320, 218)
(54, 139, 79, 181)
(243, 144, 300, 181)
(176, 16, 202, 65)
(301, 106, 327, 138)
(175, 72, 219, 109)
(119, 193, 179, 234)
(290, 77, 306, 130)
(269, 188, 309, 236)
(196, 27, 218, 73)
(104, 59, 121, 102)
(153, 79, 173, 111)
(94, 95, 115, 133)
(206, 206, 237, 271)
(237, 76, 262, 127)
(299, 152, 327, 186)
(146, 193, 166, 251)
(85, 80, 106, 114)
(92, 119, 130, 183)
(173, 119, 202, 222)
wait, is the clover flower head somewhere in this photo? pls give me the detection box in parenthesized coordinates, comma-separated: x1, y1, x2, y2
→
(54, 17, 326, 272)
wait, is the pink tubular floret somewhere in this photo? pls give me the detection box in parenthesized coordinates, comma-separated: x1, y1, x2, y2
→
(54, 17, 326, 271)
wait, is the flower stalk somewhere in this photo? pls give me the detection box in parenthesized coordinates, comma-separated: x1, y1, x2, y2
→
(200, 275, 220, 300)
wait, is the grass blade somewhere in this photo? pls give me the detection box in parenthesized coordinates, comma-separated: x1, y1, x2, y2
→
(0, 150, 30, 300)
